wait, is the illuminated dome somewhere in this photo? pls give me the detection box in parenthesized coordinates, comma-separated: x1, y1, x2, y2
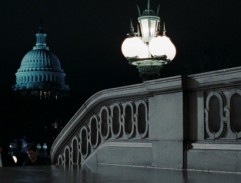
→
(13, 24, 69, 99)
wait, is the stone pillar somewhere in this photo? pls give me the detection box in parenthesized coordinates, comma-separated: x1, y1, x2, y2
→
(148, 78, 184, 169)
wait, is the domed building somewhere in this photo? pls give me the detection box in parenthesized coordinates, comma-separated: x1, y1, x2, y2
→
(13, 24, 69, 99)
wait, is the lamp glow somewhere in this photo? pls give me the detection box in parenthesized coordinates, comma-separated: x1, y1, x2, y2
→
(137, 41, 149, 58)
(43, 143, 48, 150)
(12, 156, 18, 163)
(121, 37, 149, 58)
(121, 0, 177, 81)
(37, 143, 41, 149)
(149, 36, 176, 60)
(138, 17, 159, 40)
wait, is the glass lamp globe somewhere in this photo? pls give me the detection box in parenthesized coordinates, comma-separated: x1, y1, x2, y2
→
(139, 17, 159, 39)
(149, 36, 176, 60)
(43, 143, 48, 150)
(36, 143, 41, 149)
(121, 37, 146, 58)
(137, 41, 149, 58)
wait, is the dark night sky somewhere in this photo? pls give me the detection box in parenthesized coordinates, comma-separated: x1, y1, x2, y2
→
(0, 0, 241, 143)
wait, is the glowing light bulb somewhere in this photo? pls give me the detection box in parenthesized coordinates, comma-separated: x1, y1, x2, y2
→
(121, 37, 148, 58)
(149, 36, 176, 60)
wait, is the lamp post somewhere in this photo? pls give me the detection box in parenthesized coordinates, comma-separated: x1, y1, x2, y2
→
(121, 0, 176, 81)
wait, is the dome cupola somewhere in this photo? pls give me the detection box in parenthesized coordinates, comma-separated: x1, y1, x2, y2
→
(13, 23, 70, 99)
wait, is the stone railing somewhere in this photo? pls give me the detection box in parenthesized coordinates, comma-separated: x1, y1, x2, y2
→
(55, 100, 149, 165)
(188, 67, 241, 142)
(204, 90, 241, 140)
(187, 67, 241, 172)
(51, 66, 241, 171)
(50, 75, 183, 166)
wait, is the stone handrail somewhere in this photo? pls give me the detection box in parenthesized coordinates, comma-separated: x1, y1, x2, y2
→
(50, 75, 182, 165)
(51, 66, 241, 169)
(187, 66, 241, 141)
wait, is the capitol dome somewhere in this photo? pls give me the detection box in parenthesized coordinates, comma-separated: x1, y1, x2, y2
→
(13, 25, 69, 99)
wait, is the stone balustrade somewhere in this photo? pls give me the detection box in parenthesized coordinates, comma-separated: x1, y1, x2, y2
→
(55, 100, 149, 165)
(51, 66, 241, 172)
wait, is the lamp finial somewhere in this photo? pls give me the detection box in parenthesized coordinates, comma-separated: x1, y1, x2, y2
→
(137, 24, 140, 37)
(163, 22, 166, 36)
(157, 4, 160, 15)
(147, 0, 150, 13)
(130, 19, 134, 34)
(137, 5, 141, 16)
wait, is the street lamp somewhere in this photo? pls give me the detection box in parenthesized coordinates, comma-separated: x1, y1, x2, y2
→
(36, 143, 41, 150)
(121, 0, 176, 81)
